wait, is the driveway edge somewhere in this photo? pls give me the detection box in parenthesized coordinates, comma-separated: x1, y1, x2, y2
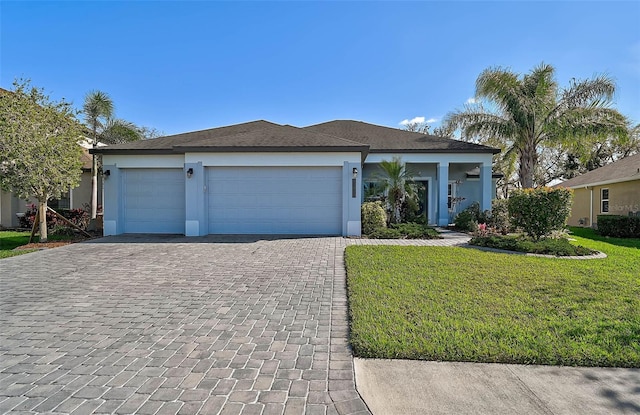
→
(328, 241, 372, 415)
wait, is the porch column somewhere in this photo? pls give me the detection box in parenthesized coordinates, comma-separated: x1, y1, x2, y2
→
(438, 162, 449, 226)
(480, 162, 492, 212)
(185, 162, 207, 236)
(102, 164, 120, 236)
(343, 161, 362, 237)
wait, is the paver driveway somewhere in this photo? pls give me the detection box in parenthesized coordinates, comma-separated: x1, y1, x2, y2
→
(0, 236, 369, 415)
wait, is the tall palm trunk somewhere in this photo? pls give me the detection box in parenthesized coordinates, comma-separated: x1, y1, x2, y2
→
(91, 128, 98, 219)
(519, 140, 537, 188)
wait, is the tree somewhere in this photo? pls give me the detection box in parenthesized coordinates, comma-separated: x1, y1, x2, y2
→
(83, 91, 113, 219)
(403, 121, 431, 134)
(375, 157, 417, 223)
(0, 80, 84, 242)
(83, 91, 142, 218)
(444, 63, 627, 188)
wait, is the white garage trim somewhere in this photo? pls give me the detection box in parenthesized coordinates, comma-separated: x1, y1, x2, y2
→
(186, 152, 361, 167)
(103, 154, 185, 168)
(122, 168, 185, 234)
(206, 166, 342, 235)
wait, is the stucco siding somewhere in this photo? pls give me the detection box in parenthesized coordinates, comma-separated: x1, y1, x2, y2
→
(567, 179, 640, 227)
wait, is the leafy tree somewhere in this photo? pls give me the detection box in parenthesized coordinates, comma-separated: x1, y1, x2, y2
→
(444, 63, 627, 188)
(0, 80, 84, 242)
(83, 91, 142, 218)
(375, 157, 417, 223)
(403, 121, 431, 134)
(403, 121, 454, 138)
(559, 122, 640, 179)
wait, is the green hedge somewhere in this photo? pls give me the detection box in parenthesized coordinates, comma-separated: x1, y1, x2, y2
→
(508, 187, 573, 240)
(361, 202, 387, 235)
(597, 215, 640, 238)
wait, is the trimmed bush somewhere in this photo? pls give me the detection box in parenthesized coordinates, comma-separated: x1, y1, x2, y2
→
(362, 202, 387, 235)
(391, 223, 441, 239)
(470, 235, 594, 256)
(597, 215, 640, 238)
(368, 223, 442, 239)
(508, 187, 573, 240)
(453, 202, 489, 232)
(368, 228, 403, 239)
(487, 198, 510, 235)
(454, 209, 477, 232)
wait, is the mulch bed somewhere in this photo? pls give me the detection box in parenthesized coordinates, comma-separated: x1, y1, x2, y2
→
(15, 237, 94, 250)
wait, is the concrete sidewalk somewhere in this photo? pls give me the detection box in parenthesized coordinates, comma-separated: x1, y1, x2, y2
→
(355, 358, 640, 414)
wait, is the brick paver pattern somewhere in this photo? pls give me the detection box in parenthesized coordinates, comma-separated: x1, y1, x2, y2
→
(0, 234, 469, 415)
(1, 236, 375, 415)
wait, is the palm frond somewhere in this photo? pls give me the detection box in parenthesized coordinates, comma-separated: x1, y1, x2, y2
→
(100, 118, 142, 144)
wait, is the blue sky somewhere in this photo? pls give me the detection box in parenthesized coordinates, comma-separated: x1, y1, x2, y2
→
(2, 1, 639, 136)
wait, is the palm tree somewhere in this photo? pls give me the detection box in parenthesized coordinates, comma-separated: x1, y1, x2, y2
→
(83, 91, 113, 219)
(444, 63, 627, 188)
(83, 91, 142, 219)
(375, 157, 416, 223)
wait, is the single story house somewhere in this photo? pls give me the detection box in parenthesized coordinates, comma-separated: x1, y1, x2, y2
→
(0, 147, 100, 228)
(556, 153, 640, 227)
(92, 120, 500, 237)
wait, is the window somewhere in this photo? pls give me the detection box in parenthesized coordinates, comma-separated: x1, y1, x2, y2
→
(447, 182, 457, 210)
(50, 191, 70, 210)
(363, 180, 384, 201)
(601, 188, 609, 213)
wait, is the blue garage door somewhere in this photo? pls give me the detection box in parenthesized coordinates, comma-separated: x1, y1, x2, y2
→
(122, 168, 185, 234)
(207, 166, 342, 235)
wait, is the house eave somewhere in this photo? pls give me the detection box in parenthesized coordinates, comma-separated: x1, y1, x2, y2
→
(562, 176, 640, 189)
(92, 146, 370, 157)
(368, 148, 500, 154)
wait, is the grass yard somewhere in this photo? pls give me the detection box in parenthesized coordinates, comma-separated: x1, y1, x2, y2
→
(345, 227, 640, 367)
(0, 231, 81, 259)
(0, 231, 35, 258)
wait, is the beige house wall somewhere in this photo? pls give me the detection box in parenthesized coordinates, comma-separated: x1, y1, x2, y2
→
(567, 179, 640, 227)
(0, 172, 100, 228)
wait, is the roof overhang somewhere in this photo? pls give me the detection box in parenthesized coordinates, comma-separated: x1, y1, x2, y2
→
(562, 175, 640, 189)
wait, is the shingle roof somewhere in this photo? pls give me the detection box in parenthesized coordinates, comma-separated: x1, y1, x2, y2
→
(93, 120, 368, 154)
(304, 120, 500, 154)
(557, 153, 640, 188)
(92, 119, 500, 155)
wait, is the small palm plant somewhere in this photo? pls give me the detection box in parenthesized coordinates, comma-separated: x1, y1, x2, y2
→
(375, 157, 417, 223)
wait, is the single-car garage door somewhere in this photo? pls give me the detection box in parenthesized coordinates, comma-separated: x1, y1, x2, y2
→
(122, 168, 185, 233)
(207, 166, 342, 234)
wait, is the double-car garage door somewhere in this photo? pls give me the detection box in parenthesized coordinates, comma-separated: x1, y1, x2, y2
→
(122, 166, 342, 235)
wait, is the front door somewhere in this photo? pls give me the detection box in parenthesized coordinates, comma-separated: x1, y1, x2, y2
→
(416, 180, 429, 223)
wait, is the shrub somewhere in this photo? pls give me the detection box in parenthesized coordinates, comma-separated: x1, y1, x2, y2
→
(391, 223, 441, 239)
(361, 202, 387, 235)
(487, 198, 510, 235)
(454, 209, 477, 232)
(367, 222, 442, 239)
(454, 202, 489, 232)
(17, 204, 90, 231)
(470, 235, 594, 256)
(508, 187, 573, 240)
(368, 228, 402, 239)
(597, 215, 640, 238)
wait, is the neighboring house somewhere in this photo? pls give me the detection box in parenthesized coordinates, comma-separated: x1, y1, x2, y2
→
(556, 153, 640, 227)
(92, 120, 500, 237)
(0, 147, 101, 228)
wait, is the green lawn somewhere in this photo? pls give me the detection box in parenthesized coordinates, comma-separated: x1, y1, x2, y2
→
(345, 227, 640, 367)
(0, 231, 79, 259)
(0, 231, 34, 258)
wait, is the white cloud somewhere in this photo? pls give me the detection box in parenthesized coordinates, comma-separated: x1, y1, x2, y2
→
(399, 116, 425, 126)
(466, 97, 477, 104)
(425, 118, 437, 124)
